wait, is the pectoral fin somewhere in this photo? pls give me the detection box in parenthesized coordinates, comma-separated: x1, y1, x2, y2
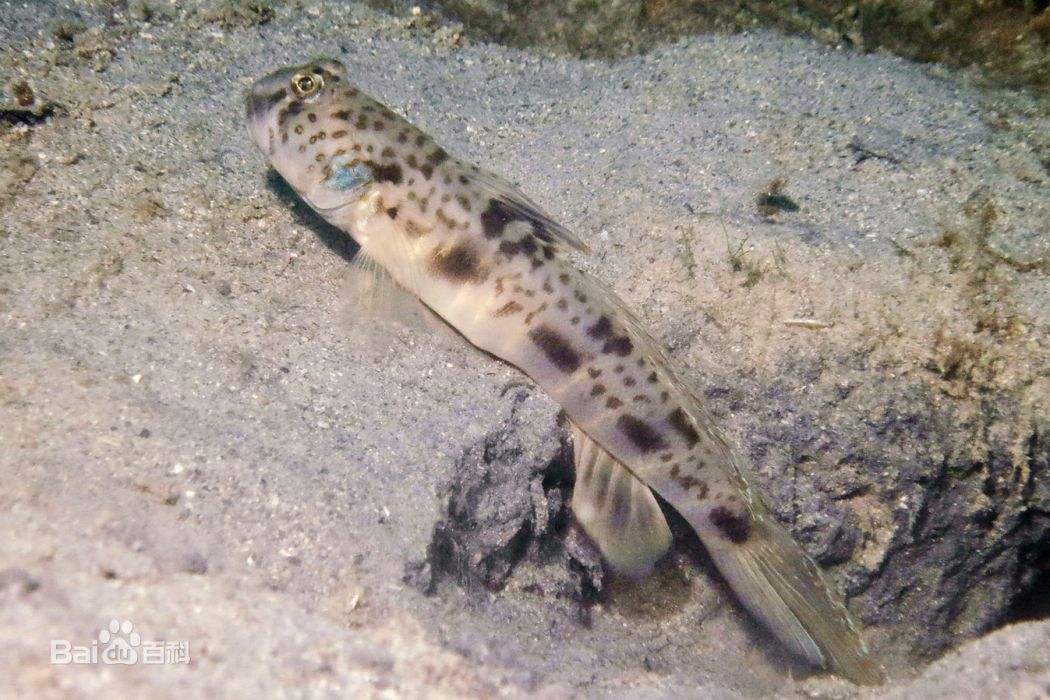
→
(570, 423, 673, 575)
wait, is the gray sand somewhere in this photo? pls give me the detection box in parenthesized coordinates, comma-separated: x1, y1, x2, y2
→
(2, 1, 1048, 698)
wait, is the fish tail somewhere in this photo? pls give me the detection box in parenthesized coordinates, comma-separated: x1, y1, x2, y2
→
(702, 510, 885, 685)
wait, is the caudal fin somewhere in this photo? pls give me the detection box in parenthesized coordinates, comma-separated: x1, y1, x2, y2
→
(703, 511, 885, 685)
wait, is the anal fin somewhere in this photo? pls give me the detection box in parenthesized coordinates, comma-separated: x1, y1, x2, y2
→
(570, 423, 673, 576)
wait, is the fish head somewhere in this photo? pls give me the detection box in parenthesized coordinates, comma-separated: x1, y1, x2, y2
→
(246, 59, 376, 219)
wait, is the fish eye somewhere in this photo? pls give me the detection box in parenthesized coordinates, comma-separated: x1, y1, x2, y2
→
(291, 73, 322, 99)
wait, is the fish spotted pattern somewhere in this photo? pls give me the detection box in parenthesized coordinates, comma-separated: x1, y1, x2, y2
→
(246, 59, 884, 685)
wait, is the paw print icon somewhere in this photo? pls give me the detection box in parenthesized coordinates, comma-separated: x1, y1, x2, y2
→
(98, 619, 141, 665)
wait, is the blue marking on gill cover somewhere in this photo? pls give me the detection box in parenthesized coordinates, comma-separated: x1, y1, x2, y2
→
(325, 155, 373, 198)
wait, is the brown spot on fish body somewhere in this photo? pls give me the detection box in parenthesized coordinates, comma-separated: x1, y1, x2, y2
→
(420, 163, 434, 180)
(279, 101, 304, 125)
(427, 148, 448, 165)
(606, 396, 623, 409)
(591, 384, 606, 396)
(381, 146, 395, 157)
(429, 243, 487, 283)
(455, 194, 471, 212)
(524, 302, 548, 325)
(494, 300, 524, 317)
(670, 464, 708, 498)
(668, 407, 700, 448)
(528, 326, 581, 373)
(355, 115, 368, 131)
(405, 219, 430, 238)
(435, 207, 458, 229)
(587, 367, 602, 378)
(386, 207, 399, 219)
(616, 415, 667, 453)
(332, 110, 353, 120)
(710, 506, 750, 543)
(556, 298, 568, 310)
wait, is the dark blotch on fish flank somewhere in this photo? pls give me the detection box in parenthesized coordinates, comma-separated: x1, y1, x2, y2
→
(386, 207, 398, 219)
(588, 316, 633, 356)
(616, 415, 667, 453)
(668, 407, 700, 447)
(709, 506, 750, 543)
(427, 148, 449, 165)
(498, 236, 538, 258)
(603, 336, 633, 357)
(364, 161, 403, 185)
(587, 315, 613, 340)
(480, 199, 520, 239)
(533, 225, 554, 244)
(429, 243, 486, 283)
(528, 326, 581, 373)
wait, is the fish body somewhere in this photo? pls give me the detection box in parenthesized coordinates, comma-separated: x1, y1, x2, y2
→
(246, 59, 884, 685)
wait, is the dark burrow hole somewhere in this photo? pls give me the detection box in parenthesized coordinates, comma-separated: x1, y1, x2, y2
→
(1005, 544, 1050, 623)
(405, 400, 604, 607)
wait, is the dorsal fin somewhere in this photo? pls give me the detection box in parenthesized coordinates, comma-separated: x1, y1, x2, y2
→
(463, 165, 592, 254)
